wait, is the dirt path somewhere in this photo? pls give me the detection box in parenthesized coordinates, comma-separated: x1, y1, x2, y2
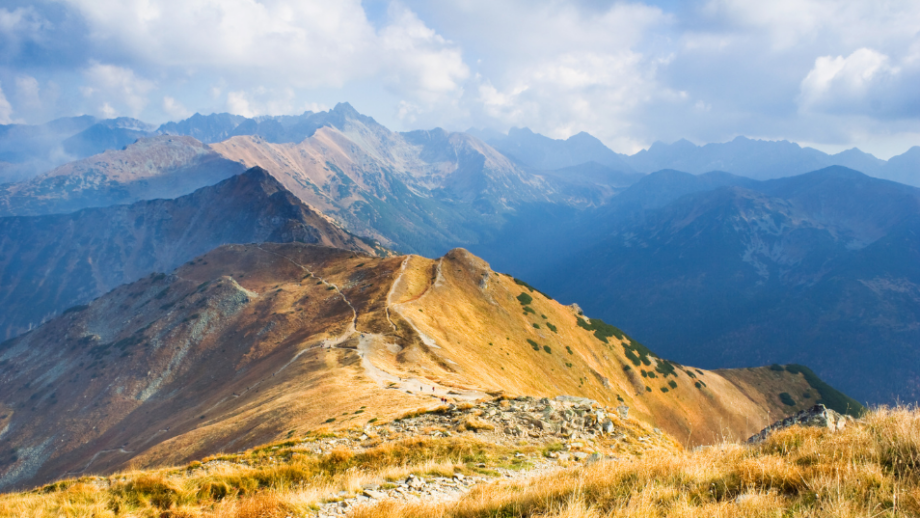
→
(253, 247, 483, 403)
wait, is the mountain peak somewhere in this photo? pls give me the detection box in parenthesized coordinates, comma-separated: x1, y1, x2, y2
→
(332, 102, 360, 117)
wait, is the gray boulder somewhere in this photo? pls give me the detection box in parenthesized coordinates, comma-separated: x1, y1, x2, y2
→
(747, 404, 852, 444)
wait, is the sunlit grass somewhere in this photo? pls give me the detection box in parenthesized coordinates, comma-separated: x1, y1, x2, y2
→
(2, 406, 917, 517)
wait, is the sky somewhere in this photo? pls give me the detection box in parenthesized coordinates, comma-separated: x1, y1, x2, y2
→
(1, 0, 919, 159)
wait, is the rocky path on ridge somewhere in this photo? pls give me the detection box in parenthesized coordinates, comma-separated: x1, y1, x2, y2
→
(189, 395, 668, 517)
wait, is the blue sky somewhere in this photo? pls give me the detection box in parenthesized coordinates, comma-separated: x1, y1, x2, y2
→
(1, 0, 919, 158)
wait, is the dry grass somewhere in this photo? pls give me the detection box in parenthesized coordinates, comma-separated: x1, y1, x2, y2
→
(350, 406, 920, 518)
(0, 435, 527, 518)
(3, 407, 918, 517)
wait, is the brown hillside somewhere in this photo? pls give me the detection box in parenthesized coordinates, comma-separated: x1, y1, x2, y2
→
(0, 244, 833, 490)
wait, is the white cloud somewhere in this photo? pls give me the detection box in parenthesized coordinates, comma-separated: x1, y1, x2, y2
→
(162, 96, 191, 119)
(15, 76, 41, 109)
(0, 83, 14, 124)
(799, 49, 893, 107)
(224, 87, 299, 117)
(799, 47, 920, 119)
(379, 4, 469, 102)
(100, 101, 118, 119)
(82, 62, 155, 118)
(0, 7, 51, 56)
(427, 1, 674, 151)
(62, 0, 378, 88)
(226, 91, 254, 118)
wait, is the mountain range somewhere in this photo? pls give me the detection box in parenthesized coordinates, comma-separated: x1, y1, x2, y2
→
(499, 167, 920, 404)
(0, 167, 380, 340)
(480, 129, 920, 186)
(4, 105, 918, 188)
(0, 102, 917, 410)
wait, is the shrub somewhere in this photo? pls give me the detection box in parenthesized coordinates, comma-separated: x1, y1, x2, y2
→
(526, 339, 539, 351)
(645, 386, 652, 392)
(523, 306, 536, 315)
(660, 387, 669, 393)
(546, 323, 557, 333)
(513, 278, 552, 299)
(695, 381, 703, 389)
(542, 345, 551, 354)
(516, 292, 534, 305)
(779, 392, 796, 406)
(668, 380, 677, 389)
(566, 346, 573, 355)
(655, 360, 677, 378)
(532, 323, 540, 329)
(770, 363, 784, 372)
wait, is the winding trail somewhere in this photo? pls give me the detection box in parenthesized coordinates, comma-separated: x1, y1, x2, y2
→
(250, 246, 483, 403)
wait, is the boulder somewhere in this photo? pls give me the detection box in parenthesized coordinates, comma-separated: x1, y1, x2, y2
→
(747, 404, 852, 444)
(600, 418, 615, 434)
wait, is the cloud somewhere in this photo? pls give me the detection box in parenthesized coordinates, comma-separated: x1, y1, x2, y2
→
(0, 7, 52, 61)
(379, 4, 469, 104)
(15, 75, 41, 109)
(162, 96, 191, 119)
(0, 82, 14, 123)
(799, 48, 920, 119)
(81, 62, 155, 118)
(2, 0, 920, 157)
(61, 0, 378, 87)
(409, 1, 674, 150)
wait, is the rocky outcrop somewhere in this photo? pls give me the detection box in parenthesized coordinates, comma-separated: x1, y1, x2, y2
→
(747, 404, 853, 443)
(380, 396, 637, 443)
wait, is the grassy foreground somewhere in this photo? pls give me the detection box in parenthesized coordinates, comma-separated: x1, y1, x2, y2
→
(2, 407, 918, 517)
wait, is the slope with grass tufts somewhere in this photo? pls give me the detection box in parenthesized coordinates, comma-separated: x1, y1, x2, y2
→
(0, 244, 855, 491)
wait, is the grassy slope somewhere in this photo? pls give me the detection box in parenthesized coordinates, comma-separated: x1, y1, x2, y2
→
(351, 406, 920, 518)
(0, 244, 854, 492)
(391, 249, 828, 445)
(1, 407, 915, 518)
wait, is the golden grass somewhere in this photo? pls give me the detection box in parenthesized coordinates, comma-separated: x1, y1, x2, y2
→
(3, 408, 918, 518)
(350, 406, 920, 518)
(0, 435, 533, 518)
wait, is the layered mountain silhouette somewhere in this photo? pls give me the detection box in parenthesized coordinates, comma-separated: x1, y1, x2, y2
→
(0, 167, 380, 340)
(479, 126, 636, 172)
(0, 136, 245, 216)
(0, 243, 853, 490)
(520, 167, 920, 404)
(479, 128, 919, 185)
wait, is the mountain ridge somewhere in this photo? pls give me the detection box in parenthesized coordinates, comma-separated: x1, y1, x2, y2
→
(0, 243, 852, 490)
(0, 166, 381, 340)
